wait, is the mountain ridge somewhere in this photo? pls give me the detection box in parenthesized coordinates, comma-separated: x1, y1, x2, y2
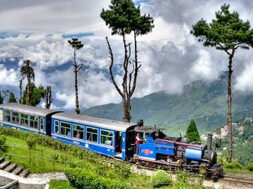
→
(83, 75, 253, 135)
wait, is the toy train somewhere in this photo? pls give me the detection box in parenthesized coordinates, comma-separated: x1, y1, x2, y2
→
(0, 103, 223, 180)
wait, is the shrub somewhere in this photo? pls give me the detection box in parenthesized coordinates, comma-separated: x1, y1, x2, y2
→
(0, 135, 8, 153)
(26, 136, 37, 150)
(224, 161, 242, 169)
(150, 170, 172, 187)
(65, 168, 128, 189)
(246, 163, 253, 172)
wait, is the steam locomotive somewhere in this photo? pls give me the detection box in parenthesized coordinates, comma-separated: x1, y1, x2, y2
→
(0, 103, 223, 180)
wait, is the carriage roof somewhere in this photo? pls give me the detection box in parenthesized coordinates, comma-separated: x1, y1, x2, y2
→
(52, 112, 135, 132)
(0, 103, 61, 117)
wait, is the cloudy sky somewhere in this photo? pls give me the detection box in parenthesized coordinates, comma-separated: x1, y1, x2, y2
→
(0, 0, 253, 110)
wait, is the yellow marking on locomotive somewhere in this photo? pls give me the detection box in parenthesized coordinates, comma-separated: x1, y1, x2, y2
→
(199, 166, 207, 174)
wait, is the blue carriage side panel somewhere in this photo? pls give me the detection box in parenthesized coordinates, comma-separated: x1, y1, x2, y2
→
(185, 146, 202, 161)
(138, 134, 175, 160)
(155, 140, 175, 156)
(51, 118, 116, 157)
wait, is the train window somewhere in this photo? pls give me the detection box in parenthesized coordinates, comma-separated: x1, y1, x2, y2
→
(30, 116, 38, 129)
(86, 128, 98, 143)
(40, 118, 44, 131)
(20, 114, 28, 127)
(55, 121, 59, 134)
(3, 111, 11, 122)
(100, 130, 113, 146)
(11, 112, 19, 124)
(61, 122, 71, 137)
(73, 125, 84, 140)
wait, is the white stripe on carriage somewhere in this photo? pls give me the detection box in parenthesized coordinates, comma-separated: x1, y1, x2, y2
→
(51, 134, 115, 149)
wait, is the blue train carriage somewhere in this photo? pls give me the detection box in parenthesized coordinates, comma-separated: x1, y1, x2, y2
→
(0, 103, 61, 135)
(51, 112, 136, 160)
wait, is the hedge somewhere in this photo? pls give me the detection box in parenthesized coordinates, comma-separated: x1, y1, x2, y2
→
(246, 163, 253, 172)
(65, 168, 129, 189)
(224, 161, 242, 169)
(150, 170, 171, 187)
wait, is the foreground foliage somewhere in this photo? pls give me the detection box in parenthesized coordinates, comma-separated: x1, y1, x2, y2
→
(49, 180, 75, 189)
(65, 168, 128, 189)
(150, 170, 172, 187)
(0, 135, 8, 153)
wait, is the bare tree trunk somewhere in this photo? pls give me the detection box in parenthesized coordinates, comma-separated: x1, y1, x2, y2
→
(19, 79, 23, 104)
(122, 33, 131, 122)
(27, 77, 31, 105)
(106, 32, 140, 123)
(227, 55, 233, 162)
(74, 49, 80, 114)
(122, 97, 131, 122)
(45, 86, 52, 109)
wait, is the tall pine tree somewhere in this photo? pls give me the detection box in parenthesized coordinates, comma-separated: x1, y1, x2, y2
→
(191, 4, 253, 162)
(186, 119, 201, 142)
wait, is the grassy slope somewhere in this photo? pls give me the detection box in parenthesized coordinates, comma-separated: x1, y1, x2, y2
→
(4, 136, 85, 173)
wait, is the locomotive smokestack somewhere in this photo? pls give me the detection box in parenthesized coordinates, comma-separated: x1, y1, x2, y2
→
(137, 119, 144, 126)
(207, 133, 213, 150)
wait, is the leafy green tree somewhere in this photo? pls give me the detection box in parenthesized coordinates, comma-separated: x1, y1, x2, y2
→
(191, 4, 253, 162)
(22, 83, 45, 106)
(0, 91, 3, 104)
(101, 0, 154, 122)
(185, 119, 200, 142)
(8, 92, 17, 103)
(20, 60, 35, 105)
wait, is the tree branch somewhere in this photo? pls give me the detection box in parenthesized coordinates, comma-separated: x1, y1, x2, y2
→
(217, 42, 231, 55)
(122, 32, 129, 97)
(128, 62, 135, 94)
(130, 31, 141, 97)
(76, 64, 83, 72)
(106, 36, 124, 97)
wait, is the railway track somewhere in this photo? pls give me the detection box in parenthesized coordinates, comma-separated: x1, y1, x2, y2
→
(130, 163, 253, 188)
(221, 173, 253, 185)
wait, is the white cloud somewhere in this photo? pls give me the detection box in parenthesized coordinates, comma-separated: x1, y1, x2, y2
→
(191, 49, 219, 81)
(235, 63, 253, 92)
(0, 0, 110, 34)
(0, 64, 18, 86)
(1, 0, 253, 110)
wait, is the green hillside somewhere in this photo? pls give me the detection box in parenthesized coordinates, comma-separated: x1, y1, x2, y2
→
(83, 75, 253, 135)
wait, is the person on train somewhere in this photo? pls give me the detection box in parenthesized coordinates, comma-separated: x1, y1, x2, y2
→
(135, 133, 143, 154)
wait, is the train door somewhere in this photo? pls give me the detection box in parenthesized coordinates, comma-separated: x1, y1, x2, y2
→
(45, 116, 51, 136)
(115, 131, 122, 154)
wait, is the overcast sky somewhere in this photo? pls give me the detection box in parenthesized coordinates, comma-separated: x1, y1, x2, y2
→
(0, 0, 253, 110)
